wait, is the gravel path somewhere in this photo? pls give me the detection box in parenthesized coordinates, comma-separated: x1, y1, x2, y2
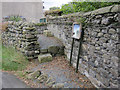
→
(31, 56, 95, 88)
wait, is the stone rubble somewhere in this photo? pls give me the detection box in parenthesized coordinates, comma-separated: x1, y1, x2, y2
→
(26, 70, 64, 88)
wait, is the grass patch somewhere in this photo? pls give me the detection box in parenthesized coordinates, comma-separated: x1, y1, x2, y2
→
(1, 45, 29, 71)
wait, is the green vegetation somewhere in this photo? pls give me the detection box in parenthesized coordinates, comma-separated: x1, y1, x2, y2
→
(61, 1, 120, 14)
(3, 15, 25, 22)
(76, 17, 86, 26)
(49, 7, 60, 10)
(9, 16, 22, 22)
(61, 3, 75, 14)
(45, 1, 120, 16)
(35, 23, 47, 26)
(0, 44, 29, 71)
(45, 9, 63, 16)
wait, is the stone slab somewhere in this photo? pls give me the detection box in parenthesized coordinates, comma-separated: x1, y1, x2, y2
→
(38, 53, 52, 63)
(43, 30, 54, 37)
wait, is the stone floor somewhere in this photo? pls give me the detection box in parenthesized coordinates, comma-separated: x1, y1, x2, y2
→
(30, 56, 95, 88)
(37, 34, 64, 56)
(37, 34, 63, 50)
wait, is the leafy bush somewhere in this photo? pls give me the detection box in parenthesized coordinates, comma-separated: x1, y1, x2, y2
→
(45, 9, 63, 16)
(61, 3, 75, 14)
(61, 1, 120, 14)
(49, 7, 60, 10)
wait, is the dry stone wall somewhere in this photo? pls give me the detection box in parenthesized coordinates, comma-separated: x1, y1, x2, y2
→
(1, 5, 120, 88)
(46, 5, 120, 88)
(35, 24, 47, 35)
(2, 21, 40, 59)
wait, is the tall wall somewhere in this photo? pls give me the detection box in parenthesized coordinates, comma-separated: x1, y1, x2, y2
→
(1, 1, 43, 22)
(46, 5, 120, 88)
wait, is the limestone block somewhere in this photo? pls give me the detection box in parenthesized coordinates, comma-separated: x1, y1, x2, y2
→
(52, 83, 64, 88)
(95, 47, 101, 50)
(23, 27, 36, 30)
(48, 46, 60, 54)
(58, 48, 64, 55)
(26, 38, 38, 42)
(25, 51, 35, 56)
(97, 33, 103, 37)
(101, 18, 111, 25)
(35, 51, 40, 54)
(43, 30, 54, 37)
(40, 48, 48, 54)
(46, 81, 55, 87)
(109, 28, 116, 34)
(23, 30, 27, 34)
(38, 53, 52, 63)
(25, 69, 34, 74)
(37, 74, 48, 83)
(26, 34, 35, 39)
(28, 70, 41, 79)
(15, 28, 21, 31)
(83, 56, 89, 61)
(111, 5, 120, 12)
(82, 44, 88, 51)
(46, 77, 56, 87)
(27, 56, 34, 60)
(91, 5, 113, 15)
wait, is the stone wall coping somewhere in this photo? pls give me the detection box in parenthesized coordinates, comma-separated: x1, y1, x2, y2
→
(48, 5, 120, 20)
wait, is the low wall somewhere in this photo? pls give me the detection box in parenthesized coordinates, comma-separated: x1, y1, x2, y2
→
(35, 23, 47, 35)
(2, 21, 40, 59)
(46, 5, 120, 88)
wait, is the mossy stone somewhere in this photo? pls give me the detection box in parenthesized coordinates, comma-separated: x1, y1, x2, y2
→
(43, 30, 53, 37)
(48, 46, 60, 54)
(28, 70, 41, 79)
(38, 53, 52, 63)
(25, 27, 36, 30)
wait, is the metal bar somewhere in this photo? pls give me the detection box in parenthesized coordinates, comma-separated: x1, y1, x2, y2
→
(76, 38, 82, 73)
(76, 29, 84, 73)
(70, 38, 75, 66)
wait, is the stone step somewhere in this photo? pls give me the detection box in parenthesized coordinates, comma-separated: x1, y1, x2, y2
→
(38, 53, 52, 63)
(37, 34, 64, 56)
(43, 30, 54, 37)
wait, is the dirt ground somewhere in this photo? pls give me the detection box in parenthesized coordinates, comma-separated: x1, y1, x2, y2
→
(5, 56, 95, 88)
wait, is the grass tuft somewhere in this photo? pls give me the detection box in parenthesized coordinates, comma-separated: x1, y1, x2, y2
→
(1, 45, 29, 71)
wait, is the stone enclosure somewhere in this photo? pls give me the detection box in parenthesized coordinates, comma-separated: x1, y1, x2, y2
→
(1, 5, 120, 88)
(46, 5, 120, 88)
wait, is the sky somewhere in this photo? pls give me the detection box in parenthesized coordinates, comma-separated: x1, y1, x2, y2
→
(43, 0, 72, 10)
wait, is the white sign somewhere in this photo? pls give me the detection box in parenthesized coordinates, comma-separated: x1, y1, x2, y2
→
(72, 22, 82, 39)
